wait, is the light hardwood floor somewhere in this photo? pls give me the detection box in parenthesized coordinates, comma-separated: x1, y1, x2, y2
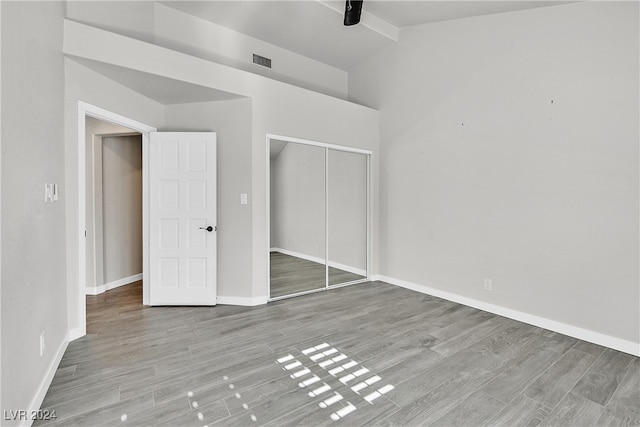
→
(35, 281, 638, 426)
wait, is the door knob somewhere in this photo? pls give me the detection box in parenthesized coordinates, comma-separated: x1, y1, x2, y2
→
(199, 226, 214, 232)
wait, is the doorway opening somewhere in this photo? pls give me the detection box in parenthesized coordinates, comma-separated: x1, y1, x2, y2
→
(75, 101, 156, 339)
(85, 117, 142, 298)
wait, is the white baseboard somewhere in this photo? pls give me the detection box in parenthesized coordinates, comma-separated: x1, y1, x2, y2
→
(271, 247, 366, 277)
(68, 326, 85, 341)
(86, 273, 142, 295)
(21, 334, 70, 427)
(373, 274, 640, 357)
(217, 296, 268, 306)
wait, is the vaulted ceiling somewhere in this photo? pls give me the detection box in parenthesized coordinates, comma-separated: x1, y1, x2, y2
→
(161, 1, 572, 70)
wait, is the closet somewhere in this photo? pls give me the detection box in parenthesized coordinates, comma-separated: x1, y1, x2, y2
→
(268, 135, 370, 299)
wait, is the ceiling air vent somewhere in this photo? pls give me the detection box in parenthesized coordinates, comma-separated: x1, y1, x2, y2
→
(252, 54, 272, 69)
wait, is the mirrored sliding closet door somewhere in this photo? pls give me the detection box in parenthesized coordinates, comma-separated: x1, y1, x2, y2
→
(327, 149, 368, 287)
(269, 136, 370, 300)
(269, 140, 326, 298)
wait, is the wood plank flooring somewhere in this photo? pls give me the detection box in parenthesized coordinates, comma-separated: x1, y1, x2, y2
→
(35, 281, 638, 426)
(270, 252, 365, 298)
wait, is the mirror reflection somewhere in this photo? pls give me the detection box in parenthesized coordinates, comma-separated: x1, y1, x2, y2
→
(269, 138, 370, 299)
(328, 149, 367, 286)
(269, 140, 326, 298)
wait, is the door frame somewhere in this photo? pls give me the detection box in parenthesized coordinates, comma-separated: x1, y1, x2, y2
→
(76, 101, 156, 337)
(266, 133, 373, 301)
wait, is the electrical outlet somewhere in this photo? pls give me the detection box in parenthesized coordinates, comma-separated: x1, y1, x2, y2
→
(40, 332, 45, 357)
(484, 278, 493, 291)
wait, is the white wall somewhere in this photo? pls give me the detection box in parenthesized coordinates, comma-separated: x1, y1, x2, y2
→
(66, 1, 155, 43)
(348, 2, 639, 348)
(102, 135, 143, 285)
(163, 99, 254, 300)
(84, 117, 136, 292)
(0, 1, 4, 414)
(1, 1, 67, 422)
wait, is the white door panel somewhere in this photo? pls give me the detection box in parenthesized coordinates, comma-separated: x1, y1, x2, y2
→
(149, 132, 217, 305)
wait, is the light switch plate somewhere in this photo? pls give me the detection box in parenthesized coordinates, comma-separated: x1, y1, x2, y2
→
(44, 183, 52, 202)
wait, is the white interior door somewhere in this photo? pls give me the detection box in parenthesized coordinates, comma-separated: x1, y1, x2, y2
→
(149, 132, 217, 305)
